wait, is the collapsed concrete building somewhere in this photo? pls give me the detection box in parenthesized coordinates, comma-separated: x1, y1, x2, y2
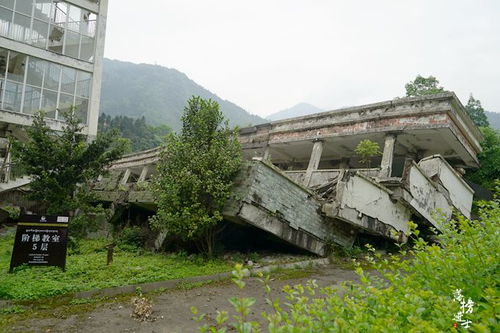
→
(90, 92, 481, 255)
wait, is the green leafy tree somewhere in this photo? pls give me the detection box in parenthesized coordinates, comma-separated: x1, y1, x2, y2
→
(464, 94, 490, 127)
(12, 110, 127, 218)
(405, 75, 445, 97)
(150, 96, 242, 256)
(355, 139, 381, 167)
(466, 127, 500, 189)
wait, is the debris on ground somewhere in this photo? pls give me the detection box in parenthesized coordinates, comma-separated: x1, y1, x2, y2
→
(130, 294, 155, 322)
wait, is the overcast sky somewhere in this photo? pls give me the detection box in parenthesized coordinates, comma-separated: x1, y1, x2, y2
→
(104, 0, 500, 117)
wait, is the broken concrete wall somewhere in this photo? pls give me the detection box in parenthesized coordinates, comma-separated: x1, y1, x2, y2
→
(398, 161, 453, 229)
(418, 155, 474, 217)
(223, 160, 357, 255)
(323, 171, 411, 241)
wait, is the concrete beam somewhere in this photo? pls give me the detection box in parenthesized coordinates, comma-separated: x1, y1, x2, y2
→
(262, 145, 270, 161)
(0, 38, 93, 73)
(3, 145, 11, 183)
(380, 134, 396, 178)
(303, 140, 323, 187)
(119, 169, 131, 186)
(138, 166, 150, 182)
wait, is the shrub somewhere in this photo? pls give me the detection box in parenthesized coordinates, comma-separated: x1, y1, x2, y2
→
(116, 226, 147, 250)
(355, 139, 381, 167)
(194, 200, 500, 332)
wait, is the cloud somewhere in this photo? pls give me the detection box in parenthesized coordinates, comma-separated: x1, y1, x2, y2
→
(104, 0, 500, 117)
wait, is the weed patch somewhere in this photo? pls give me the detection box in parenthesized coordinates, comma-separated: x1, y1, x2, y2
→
(0, 235, 231, 300)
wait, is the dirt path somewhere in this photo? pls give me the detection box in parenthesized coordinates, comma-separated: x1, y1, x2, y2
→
(8, 264, 360, 333)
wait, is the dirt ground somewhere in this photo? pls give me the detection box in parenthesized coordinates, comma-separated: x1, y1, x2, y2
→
(7, 264, 360, 333)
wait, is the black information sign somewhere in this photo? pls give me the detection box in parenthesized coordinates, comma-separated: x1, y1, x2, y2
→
(9, 215, 69, 272)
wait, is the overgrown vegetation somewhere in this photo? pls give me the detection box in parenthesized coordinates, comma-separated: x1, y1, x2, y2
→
(355, 139, 381, 167)
(466, 127, 500, 190)
(194, 197, 500, 332)
(150, 96, 242, 257)
(405, 75, 445, 97)
(98, 113, 171, 152)
(0, 234, 231, 300)
(465, 94, 490, 128)
(11, 110, 127, 223)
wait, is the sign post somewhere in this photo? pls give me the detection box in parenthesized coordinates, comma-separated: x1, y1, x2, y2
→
(9, 215, 69, 272)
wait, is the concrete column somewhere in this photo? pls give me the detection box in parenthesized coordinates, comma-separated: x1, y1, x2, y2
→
(138, 166, 150, 182)
(4, 146, 11, 183)
(380, 134, 397, 178)
(120, 168, 131, 186)
(303, 140, 323, 187)
(262, 146, 270, 161)
(87, 0, 109, 139)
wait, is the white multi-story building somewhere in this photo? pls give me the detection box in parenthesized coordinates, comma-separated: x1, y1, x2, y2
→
(0, 0, 108, 186)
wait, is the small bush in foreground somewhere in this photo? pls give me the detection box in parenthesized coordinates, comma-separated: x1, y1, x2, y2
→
(194, 201, 500, 332)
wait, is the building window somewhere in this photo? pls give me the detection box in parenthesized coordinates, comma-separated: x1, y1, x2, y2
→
(0, 0, 97, 63)
(0, 47, 92, 124)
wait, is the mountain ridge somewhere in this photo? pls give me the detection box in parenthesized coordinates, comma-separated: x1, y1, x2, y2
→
(100, 59, 265, 131)
(266, 102, 324, 121)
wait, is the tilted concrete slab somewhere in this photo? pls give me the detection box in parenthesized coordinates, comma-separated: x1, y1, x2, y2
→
(322, 171, 411, 242)
(418, 155, 474, 218)
(92, 154, 473, 255)
(386, 160, 453, 230)
(223, 160, 358, 255)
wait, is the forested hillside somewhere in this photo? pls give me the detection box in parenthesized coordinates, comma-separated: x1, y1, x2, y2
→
(486, 111, 500, 130)
(100, 59, 265, 131)
(98, 114, 170, 152)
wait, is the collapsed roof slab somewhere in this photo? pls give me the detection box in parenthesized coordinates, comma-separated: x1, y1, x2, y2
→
(240, 93, 482, 168)
(92, 155, 473, 256)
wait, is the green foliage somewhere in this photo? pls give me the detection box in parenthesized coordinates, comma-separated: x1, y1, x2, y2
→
(355, 139, 381, 167)
(0, 234, 231, 300)
(195, 201, 500, 332)
(11, 110, 127, 216)
(0, 305, 25, 315)
(69, 297, 99, 305)
(465, 94, 490, 128)
(405, 75, 445, 97)
(466, 127, 500, 189)
(98, 113, 171, 152)
(116, 226, 147, 250)
(150, 96, 242, 256)
(1, 206, 20, 220)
